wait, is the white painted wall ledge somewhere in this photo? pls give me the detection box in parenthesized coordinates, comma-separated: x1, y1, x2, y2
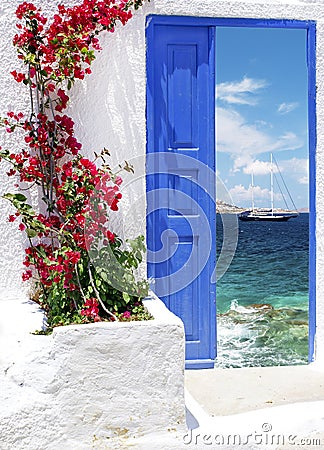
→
(0, 292, 186, 449)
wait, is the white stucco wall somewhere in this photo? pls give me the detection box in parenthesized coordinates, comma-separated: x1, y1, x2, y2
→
(0, 293, 185, 449)
(0, 0, 323, 361)
(69, 0, 324, 367)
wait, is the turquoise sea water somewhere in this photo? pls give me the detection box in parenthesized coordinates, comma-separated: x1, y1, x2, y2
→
(216, 213, 309, 368)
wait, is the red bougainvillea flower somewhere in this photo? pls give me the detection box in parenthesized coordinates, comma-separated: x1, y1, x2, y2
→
(0, 0, 149, 330)
(81, 298, 99, 317)
(65, 250, 81, 265)
(15, 2, 37, 20)
(22, 270, 32, 281)
(10, 70, 25, 83)
(55, 89, 70, 112)
(106, 230, 115, 242)
(110, 192, 122, 211)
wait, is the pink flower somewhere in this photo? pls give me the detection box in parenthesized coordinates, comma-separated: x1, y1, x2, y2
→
(122, 311, 131, 319)
(115, 176, 123, 186)
(29, 67, 36, 78)
(47, 83, 55, 92)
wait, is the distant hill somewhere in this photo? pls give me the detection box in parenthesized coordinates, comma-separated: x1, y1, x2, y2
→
(216, 200, 308, 214)
(216, 200, 245, 214)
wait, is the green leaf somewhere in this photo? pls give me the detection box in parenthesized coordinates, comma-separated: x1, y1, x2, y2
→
(3, 193, 27, 202)
(26, 228, 37, 238)
(135, 251, 142, 263)
(0, 149, 9, 158)
(36, 246, 47, 258)
(100, 271, 108, 283)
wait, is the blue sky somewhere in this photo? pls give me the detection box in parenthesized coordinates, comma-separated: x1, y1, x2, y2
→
(216, 27, 309, 210)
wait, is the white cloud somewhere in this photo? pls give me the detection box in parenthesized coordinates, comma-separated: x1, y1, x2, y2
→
(298, 176, 308, 184)
(242, 157, 308, 186)
(255, 120, 272, 129)
(277, 102, 299, 115)
(216, 107, 303, 171)
(278, 157, 308, 184)
(216, 76, 268, 105)
(229, 184, 281, 204)
(279, 157, 308, 173)
(243, 160, 279, 176)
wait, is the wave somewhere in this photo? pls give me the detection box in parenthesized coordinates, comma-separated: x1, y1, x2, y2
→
(215, 300, 308, 368)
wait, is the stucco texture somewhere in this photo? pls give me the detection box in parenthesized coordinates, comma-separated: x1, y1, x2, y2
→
(0, 294, 185, 449)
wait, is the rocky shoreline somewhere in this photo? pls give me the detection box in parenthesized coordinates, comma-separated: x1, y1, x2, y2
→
(216, 200, 245, 214)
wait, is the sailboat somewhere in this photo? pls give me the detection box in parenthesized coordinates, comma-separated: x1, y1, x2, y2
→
(238, 154, 299, 222)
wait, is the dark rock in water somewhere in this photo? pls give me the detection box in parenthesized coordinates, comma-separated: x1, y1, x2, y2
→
(232, 318, 248, 324)
(266, 310, 282, 318)
(247, 303, 274, 311)
(279, 308, 304, 317)
(286, 320, 308, 326)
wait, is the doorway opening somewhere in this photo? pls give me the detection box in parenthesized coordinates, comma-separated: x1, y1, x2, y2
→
(215, 24, 315, 367)
(146, 16, 316, 369)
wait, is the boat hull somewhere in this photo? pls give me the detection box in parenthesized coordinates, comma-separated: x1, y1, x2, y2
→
(238, 211, 299, 222)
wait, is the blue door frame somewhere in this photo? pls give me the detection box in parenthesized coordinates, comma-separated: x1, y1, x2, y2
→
(146, 15, 316, 367)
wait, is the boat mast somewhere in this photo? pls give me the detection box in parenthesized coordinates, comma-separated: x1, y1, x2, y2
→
(251, 171, 255, 211)
(270, 153, 274, 215)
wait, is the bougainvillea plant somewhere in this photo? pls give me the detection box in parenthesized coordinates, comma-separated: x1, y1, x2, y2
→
(0, 0, 150, 330)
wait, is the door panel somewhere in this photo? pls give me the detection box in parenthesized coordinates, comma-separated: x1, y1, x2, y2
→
(146, 22, 216, 368)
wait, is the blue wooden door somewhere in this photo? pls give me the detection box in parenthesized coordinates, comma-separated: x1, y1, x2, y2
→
(146, 19, 216, 368)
